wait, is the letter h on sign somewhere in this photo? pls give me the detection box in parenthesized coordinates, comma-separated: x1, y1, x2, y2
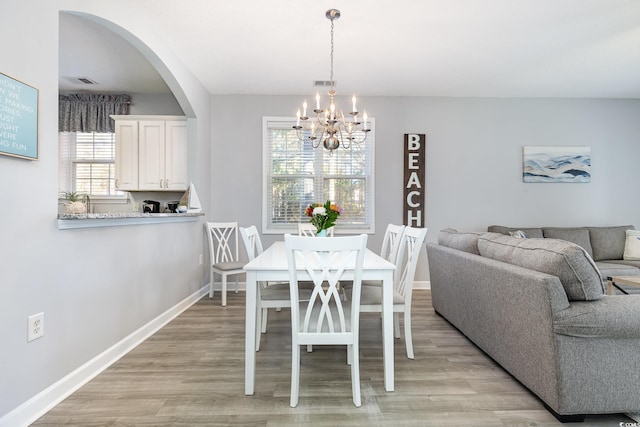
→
(403, 134, 425, 227)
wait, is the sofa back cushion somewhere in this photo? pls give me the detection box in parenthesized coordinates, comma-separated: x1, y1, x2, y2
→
(542, 227, 593, 258)
(437, 228, 482, 255)
(588, 225, 635, 261)
(487, 225, 544, 238)
(477, 233, 604, 301)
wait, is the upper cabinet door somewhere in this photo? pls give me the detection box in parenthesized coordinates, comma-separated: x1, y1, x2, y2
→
(164, 121, 188, 190)
(138, 120, 166, 190)
(114, 120, 139, 191)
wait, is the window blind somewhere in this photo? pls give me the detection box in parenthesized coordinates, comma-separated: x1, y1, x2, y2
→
(58, 132, 125, 198)
(263, 117, 375, 233)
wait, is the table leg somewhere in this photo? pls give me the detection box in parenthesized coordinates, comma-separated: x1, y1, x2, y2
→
(245, 271, 257, 395)
(381, 270, 395, 392)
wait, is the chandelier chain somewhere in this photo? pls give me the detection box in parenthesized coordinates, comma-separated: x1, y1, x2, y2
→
(330, 16, 335, 91)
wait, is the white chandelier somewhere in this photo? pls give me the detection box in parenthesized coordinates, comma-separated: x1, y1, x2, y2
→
(294, 9, 370, 154)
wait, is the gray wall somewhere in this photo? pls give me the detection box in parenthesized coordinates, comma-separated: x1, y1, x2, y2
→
(211, 95, 640, 281)
(0, 1, 211, 419)
(129, 93, 184, 115)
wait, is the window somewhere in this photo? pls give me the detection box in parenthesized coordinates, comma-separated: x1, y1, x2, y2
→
(58, 132, 125, 199)
(262, 117, 375, 234)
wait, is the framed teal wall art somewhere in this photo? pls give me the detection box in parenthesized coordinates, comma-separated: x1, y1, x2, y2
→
(0, 72, 39, 160)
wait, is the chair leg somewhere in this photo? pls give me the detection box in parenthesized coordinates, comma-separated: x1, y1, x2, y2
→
(394, 313, 401, 338)
(404, 310, 414, 359)
(351, 343, 361, 407)
(290, 345, 300, 407)
(209, 272, 215, 298)
(221, 274, 227, 307)
(235, 275, 239, 293)
(261, 308, 268, 334)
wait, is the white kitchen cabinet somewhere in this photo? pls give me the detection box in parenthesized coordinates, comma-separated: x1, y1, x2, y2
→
(112, 115, 188, 192)
(114, 119, 139, 191)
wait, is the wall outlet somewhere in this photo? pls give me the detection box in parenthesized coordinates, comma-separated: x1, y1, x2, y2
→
(28, 312, 44, 342)
(198, 254, 203, 266)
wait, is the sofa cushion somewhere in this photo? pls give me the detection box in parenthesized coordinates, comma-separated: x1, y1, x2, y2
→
(594, 261, 640, 281)
(554, 297, 640, 338)
(605, 259, 640, 269)
(437, 228, 481, 255)
(542, 227, 593, 258)
(588, 225, 634, 261)
(623, 229, 640, 260)
(487, 225, 544, 238)
(477, 233, 604, 301)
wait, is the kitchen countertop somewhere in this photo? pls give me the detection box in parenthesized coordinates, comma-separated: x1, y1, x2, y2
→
(57, 212, 205, 229)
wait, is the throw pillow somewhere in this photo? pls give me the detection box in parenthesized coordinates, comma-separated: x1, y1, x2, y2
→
(509, 230, 527, 238)
(487, 225, 544, 238)
(623, 230, 640, 260)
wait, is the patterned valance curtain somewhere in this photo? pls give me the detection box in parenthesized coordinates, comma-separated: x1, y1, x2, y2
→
(59, 94, 130, 133)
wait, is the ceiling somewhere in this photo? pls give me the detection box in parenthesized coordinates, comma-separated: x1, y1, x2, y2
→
(59, 0, 640, 98)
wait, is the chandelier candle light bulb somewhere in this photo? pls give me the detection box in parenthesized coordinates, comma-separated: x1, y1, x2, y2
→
(293, 8, 370, 155)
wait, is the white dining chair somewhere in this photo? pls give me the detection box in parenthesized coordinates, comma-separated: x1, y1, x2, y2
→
(284, 233, 368, 408)
(358, 226, 428, 359)
(342, 224, 406, 299)
(240, 225, 313, 351)
(379, 223, 406, 264)
(298, 223, 334, 237)
(205, 221, 246, 306)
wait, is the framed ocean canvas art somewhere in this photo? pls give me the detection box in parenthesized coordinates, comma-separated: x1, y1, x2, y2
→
(523, 146, 591, 183)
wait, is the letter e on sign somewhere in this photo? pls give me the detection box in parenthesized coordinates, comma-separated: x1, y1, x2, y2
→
(403, 134, 425, 227)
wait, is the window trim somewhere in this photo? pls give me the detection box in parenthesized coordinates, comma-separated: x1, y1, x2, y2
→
(261, 116, 375, 235)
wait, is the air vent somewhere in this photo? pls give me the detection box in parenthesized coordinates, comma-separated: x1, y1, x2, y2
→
(76, 77, 98, 85)
(313, 80, 336, 87)
(63, 76, 98, 85)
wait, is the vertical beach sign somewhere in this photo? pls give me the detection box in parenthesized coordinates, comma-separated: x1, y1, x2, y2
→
(404, 134, 425, 227)
(0, 72, 39, 160)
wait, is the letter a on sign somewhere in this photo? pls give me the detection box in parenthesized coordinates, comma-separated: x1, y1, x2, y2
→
(403, 134, 425, 227)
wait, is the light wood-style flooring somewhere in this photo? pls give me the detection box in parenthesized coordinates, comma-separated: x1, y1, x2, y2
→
(33, 290, 632, 426)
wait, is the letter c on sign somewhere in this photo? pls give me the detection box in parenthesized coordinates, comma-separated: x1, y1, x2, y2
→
(407, 191, 421, 207)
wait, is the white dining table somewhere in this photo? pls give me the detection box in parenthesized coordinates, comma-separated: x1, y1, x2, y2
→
(243, 240, 397, 394)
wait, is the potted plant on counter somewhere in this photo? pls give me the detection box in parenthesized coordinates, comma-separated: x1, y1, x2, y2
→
(59, 191, 90, 214)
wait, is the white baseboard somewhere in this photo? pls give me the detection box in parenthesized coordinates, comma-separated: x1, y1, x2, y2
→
(0, 286, 209, 427)
(413, 280, 430, 290)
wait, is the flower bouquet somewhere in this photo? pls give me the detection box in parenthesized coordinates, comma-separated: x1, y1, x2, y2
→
(305, 200, 342, 235)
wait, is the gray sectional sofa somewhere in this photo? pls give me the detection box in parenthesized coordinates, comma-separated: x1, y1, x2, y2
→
(426, 226, 640, 422)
